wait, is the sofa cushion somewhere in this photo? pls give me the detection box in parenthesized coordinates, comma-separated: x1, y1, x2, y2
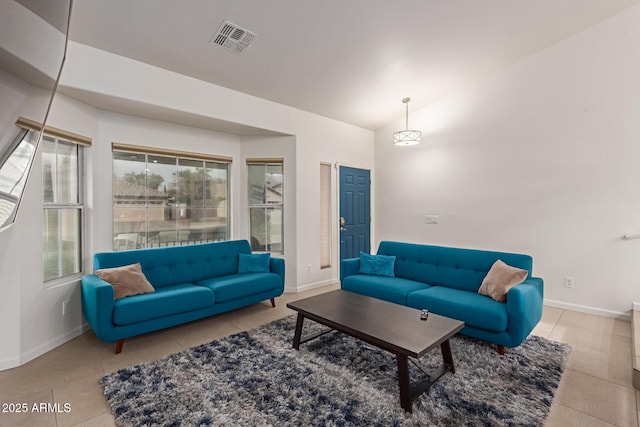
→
(407, 286, 508, 332)
(341, 275, 429, 305)
(358, 252, 395, 277)
(196, 273, 281, 303)
(96, 262, 155, 300)
(238, 253, 271, 273)
(478, 260, 528, 302)
(113, 284, 214, 326)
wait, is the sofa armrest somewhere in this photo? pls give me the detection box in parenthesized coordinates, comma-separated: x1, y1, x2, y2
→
(506, 277, 544, 345)
(340, 258, 360, 283)
(269, 257, 285, 287)
(81, 274, 117, 342)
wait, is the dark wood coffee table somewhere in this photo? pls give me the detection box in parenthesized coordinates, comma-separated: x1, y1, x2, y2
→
(286, 289, 464, 413)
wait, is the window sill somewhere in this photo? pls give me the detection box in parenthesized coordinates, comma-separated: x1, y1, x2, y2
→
(44, 273, 83, 289)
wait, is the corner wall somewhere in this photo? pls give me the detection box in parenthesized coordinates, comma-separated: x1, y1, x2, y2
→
(374, 4, 640, 316)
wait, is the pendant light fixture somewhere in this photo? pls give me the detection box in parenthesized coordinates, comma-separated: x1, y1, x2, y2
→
(393, 97, 421, 146)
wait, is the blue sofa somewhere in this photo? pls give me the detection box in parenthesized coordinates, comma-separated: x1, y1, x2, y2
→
(81, 240, 285, 353)
(341, 241, 543, 354)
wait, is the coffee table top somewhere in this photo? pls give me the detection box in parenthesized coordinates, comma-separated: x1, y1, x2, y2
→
(286, 289, 464, 358)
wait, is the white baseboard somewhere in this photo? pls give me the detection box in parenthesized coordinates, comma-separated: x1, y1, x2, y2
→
(286, 279, 339, 294)
(633, 302, 640, 311)
(0, 355, 20, 372)
(0, 324, 90, 371)
(544, 299, 630, 321)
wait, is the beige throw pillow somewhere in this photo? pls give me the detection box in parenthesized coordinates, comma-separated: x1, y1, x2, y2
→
(478, 260, 528, 302)
(96, 262, 155, 300)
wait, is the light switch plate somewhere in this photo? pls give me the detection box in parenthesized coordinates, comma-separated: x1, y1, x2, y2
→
(425, 215, 439, 224)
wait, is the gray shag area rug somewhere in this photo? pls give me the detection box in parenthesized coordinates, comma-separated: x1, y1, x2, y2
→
(101, 315, 570, 426)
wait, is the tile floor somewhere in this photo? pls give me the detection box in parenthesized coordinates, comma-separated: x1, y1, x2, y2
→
(0, 283, 636, 426)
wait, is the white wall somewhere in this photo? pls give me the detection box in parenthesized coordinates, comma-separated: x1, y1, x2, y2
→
(375, 4, 640, 317)
(0, 69, 29, 151)
(0, 69, 53, 154)
(0, 0, 65, 86)
(0, 220, 21, 368)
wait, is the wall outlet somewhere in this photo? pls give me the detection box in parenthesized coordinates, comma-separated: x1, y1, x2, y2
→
(425, 214, 439, 224)
(564, 277, 575, 289)
(307, 264, 312, 273)
(62, 300, 70, 316)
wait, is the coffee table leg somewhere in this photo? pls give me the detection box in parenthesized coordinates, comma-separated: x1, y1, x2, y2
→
(396, 354, 413, 413)
(441, 339, 455, 373)
(292, 313, 305, 350)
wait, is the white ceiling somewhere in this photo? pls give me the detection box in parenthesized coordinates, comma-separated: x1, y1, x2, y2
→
(68, 0, 639, 131)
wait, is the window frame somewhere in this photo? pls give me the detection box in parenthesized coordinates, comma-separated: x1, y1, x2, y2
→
(247, 158, 284, 254)
(320, 162, 332, 269)
(42, 135, 86, 285)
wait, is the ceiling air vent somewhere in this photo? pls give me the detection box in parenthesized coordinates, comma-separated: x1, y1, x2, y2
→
(210, 20, 257, 54)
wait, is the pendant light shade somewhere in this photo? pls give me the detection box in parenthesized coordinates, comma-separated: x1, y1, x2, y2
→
(393, 97, 421, 146)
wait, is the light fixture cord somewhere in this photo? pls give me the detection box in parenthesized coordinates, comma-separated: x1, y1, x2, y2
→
(405, 101, 409, 130)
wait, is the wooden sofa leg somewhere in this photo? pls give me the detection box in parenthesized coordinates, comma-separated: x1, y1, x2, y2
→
(497, 345, 505, 355)
(115, 339, 124, 354)
(270, 298, 276, 308)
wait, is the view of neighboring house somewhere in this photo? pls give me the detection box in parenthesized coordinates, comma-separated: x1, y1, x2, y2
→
(113, 177, 228, 250)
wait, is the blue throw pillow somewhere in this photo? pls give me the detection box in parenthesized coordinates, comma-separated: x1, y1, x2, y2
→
(358, 252, 395, 277)
(238, 253, 271, 273)
(358, 252, 375, 275)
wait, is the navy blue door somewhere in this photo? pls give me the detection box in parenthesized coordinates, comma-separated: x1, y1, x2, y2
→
(339, 166, 371, 261)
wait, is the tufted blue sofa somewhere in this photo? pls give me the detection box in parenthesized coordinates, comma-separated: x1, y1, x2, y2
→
(341, 241, 543, 354)
(81, 239, 284, 353)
